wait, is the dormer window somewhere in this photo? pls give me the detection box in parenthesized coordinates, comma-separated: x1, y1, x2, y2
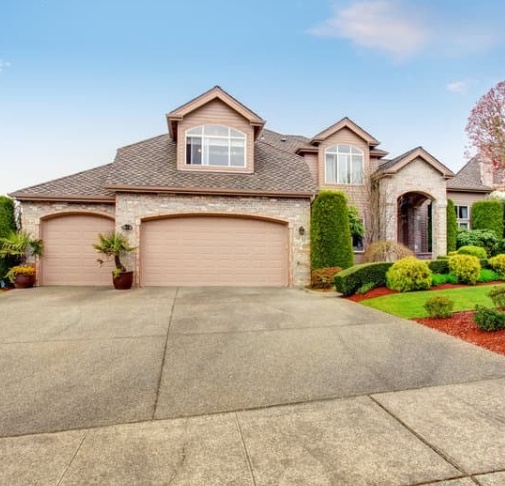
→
(186, 125, 246, 167)
(325, 144, 364, 184)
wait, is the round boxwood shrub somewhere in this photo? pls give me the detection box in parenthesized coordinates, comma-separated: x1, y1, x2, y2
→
(448, 254, 481, 285)
(424, 296, 454, 318)
(446, 199, 457, 253)
(473, 305, 505, 332)
(472, 200, 504, 239)
(457, 245, 487, 259)
(311, 190, 354, 270)
(489, 254, 505, 276)
(386, 257, 432, 293)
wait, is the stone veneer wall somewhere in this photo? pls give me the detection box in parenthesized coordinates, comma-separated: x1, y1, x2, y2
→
(379, 158, 448, 257)
(115, 193, 311, 287)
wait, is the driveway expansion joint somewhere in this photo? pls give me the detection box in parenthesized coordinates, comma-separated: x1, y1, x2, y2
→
(56, 431, 88, 486)
(368, 395, 471, 479)
(152, 286, 179, 419)
(234, 413, 257, 486)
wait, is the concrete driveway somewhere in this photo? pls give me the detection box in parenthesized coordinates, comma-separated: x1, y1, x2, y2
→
(2, 287, 505, 485)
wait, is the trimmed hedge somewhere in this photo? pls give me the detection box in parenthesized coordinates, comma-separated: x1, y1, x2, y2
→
(334, 262, 393, 296)
(428, 259, 449, 274)
(386, 257, 432, 292)
(446, 199, 457, 253)
(0, 196, 16, 279)
(472, 200, 504, 239)
(311, 190, 354, 270)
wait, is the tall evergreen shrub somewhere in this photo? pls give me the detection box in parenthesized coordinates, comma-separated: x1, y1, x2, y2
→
(311, 190, 354, 270)
(0, 196, 17, 278)
(472, 200, 504, 239)
(446, 199, 457, 253)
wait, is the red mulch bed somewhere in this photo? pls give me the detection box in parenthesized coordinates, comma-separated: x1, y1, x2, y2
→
(415, 311, 505, 356)
(344, 283, 505, 356)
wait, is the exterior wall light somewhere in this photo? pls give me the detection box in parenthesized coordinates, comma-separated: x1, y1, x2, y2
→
(121, 224, 133, 231)
(299, 226, 305, 236)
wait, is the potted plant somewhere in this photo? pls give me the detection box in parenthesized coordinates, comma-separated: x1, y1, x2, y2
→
(93, 231, 136, 289)
(0, 231, 44, 288)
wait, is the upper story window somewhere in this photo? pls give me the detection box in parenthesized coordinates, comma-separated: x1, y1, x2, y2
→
(325, 144, 364, 184)
(186, 125, 246, 168)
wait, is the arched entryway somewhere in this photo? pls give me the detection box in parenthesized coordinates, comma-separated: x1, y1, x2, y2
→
(397, 192, 434, 258)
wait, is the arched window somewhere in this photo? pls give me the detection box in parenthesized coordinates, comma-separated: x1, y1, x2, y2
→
(325, 144, 363, 184)
(186, 125, 246, 167)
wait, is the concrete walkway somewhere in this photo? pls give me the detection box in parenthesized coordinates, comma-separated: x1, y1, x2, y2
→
(1, 287, 505, 485)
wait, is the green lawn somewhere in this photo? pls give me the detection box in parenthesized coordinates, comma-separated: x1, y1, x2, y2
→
(361, 284, 505, 319)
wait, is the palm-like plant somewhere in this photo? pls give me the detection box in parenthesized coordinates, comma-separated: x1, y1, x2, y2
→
(0, 231, 44, 264)
(93, 231, 136, 275)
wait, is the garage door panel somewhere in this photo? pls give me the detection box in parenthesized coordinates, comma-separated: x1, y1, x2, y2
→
(141, 217, 288, 287)
(41, 215, 115, 286)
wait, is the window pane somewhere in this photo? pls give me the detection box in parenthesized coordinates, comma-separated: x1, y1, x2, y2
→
(325, 154, 336, 183)
(230, 140, 245, 167)
(187, 126, 203, 136)
(338, 154, 350, 183)
(338, 145, 351, 154)
(204, 125, 229, 136)
(208, 138, 229, 166)
(187, 137, 202, 165)
(459, 222, 469, 229)
(352, 235, 364, 252)
(326, 145, 338, 155)
(351, 146, 362, 155)
(459, 206, 468, 219)
(351, 155, 363, 183)
(230, 128, 244, 138)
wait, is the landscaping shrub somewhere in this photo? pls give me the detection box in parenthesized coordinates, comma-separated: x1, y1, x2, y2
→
(489, 254, 505, 276)
(362, 240, 413, 263)
(472, 200, 504, 239)
(478, 268, 501, 283)
(456, 228, 498, 254)
(446, 199, 457, 253)
(431, 273, 458, 285)
(424, 296, 454, 318)
(492, 239, 505, 256)
(488, 286, 505, 309)
(473, 305, 505, 332)
(311, 191, 353, 270)
(356, 282, 376, 294)
(448, 254, 481, 285)
(311, 267, 342, 289)
(428, 259, 449, 275)
(457, 245, 487, 259)
(334, 262, 393, 296)
(0, 196, 16, 279)
(386, 257, 432, 293)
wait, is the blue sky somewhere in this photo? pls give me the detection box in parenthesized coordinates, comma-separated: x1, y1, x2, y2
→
(1, 0, 504, 195)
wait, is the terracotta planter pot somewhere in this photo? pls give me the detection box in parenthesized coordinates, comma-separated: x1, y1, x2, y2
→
(14, 273, 36, 289)
(112, 271, 133, 290)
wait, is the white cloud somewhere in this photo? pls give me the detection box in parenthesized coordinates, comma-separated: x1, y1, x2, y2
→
(0, 60, 11, 72)
(446, 81, 467, 93)
(308, 1, 430, 58)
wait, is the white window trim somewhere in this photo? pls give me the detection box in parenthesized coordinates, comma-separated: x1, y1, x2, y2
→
(324, 144, 364, 185)
(185, 125, 246, 168)
(455, 205, 470, 229)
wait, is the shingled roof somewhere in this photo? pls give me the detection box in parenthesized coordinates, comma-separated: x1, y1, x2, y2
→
(446, 156, 492, 192)
(106, 133, 316, 196)
(11, 129, 316, 201)
(10, 164, 115, 202)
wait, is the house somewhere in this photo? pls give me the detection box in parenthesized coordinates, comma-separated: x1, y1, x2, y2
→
(11, 86, 463, 287)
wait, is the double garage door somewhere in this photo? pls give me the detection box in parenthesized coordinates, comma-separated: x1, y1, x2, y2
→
(40, 214, 288, 286)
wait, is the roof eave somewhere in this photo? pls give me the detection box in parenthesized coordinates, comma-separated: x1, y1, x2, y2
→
(105, 184, 314, 198)
(10, 194, 116, 203)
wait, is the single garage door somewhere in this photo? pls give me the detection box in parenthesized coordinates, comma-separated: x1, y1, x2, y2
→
(141, 216, 288, 286)
(40, 214, 115, 285)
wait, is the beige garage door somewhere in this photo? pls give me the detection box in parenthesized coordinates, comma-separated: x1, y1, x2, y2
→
(141, 216, 288, 286)
(40, 214, 115, 285)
